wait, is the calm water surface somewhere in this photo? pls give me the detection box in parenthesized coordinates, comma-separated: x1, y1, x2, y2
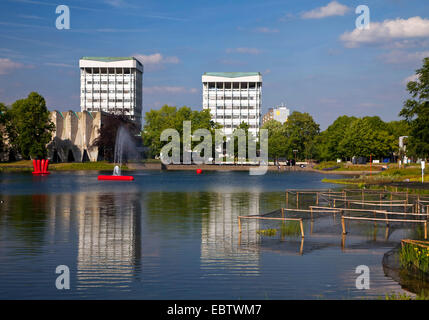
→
(0, 170, 413, 299)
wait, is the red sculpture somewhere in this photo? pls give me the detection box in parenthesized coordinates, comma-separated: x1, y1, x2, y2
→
(32, 159, 50, 175)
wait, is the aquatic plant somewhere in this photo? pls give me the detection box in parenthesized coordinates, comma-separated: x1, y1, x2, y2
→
(280, 221, 302, 237)
(256, 229, 277, 236)
(400, 242, 429, 274)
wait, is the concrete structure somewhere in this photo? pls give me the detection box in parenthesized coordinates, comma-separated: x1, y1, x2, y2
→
(47, 110, 106, 162)
(202, 72, 262, 137)
(262, 104, 290, 125)
(79, 57, 143, 128)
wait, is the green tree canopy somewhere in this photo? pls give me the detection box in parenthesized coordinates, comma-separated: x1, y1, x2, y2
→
(261, 119, 287, 161)
(0, 102, 7, 155)
(283, 111, 320, 160)
(399, 57, 429, 159)
(338, 117, 396, 159)
(7, 92, 54, 159)
(142, 105, 219, 158)
(318, 115, 357, 160)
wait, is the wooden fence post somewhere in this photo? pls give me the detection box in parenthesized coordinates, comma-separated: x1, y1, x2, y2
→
(238, 217, 242, 234)
(341, 215, 346, 235)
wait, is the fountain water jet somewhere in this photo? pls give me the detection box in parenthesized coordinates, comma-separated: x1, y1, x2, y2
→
(98, 126, 136, 181)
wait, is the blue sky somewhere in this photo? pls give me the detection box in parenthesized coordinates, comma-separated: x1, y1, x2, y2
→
(0, 0, 428, 129)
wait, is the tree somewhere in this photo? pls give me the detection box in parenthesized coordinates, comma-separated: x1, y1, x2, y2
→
(319, 115, 357, 160)
(399, 57, 429, 159)
(7, 92, 54, 159)
(338, 117, 396, 159)
(92, 113, 140, 162)
(142, 105, 219, 158)
(0, 103, 7, 156)
(261, 119, 287, 162)
(283, 111, 320, 160)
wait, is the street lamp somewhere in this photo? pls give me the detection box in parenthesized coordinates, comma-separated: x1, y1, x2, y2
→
(293, 149, 298, 167)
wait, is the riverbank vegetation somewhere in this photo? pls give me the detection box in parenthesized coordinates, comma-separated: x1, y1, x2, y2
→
(1, 92, 54, 160)
(400, 240, 429, 274)
(0, 160, 128, 172)
(321, 166, 429, 186)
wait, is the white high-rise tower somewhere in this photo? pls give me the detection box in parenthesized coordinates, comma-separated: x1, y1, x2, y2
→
(202, 72, 262, 137)
(79, 57, 143, 128)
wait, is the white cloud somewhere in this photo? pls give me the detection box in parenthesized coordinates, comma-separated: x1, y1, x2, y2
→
(226, 47, 261, 55)
(301, 1, 350, 19)
(0, 58, 27, 75)
(254, 27, 279, 33)
(380, 50, 429, 64)
(145, 86, 197, 94)
(403, 74, 419, 84)
(103, 0, 135, 8)
(341, 16, 429, 48)
(134, 53, 180, 66)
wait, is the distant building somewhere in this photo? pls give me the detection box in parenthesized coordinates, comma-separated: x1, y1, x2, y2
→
(262, 104, 290, 125)
(79, 57, 143, 128)
(202, 72, 262, 137)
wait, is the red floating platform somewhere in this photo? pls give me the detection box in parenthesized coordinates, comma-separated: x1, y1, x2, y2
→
(98, 175, 134, 181)
(32, 172, 50, 175)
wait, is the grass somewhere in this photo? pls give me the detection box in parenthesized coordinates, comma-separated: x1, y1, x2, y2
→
(0, 160, 129, 172)
(256, 228, 277, 236)
(322, 165, 428, 186)
(400, 242, 429, 274)
(280, 221, 302, 237)
(314, 161, 387, 172)
(384, 291, 429, 300)
(142, 158, 161, 163)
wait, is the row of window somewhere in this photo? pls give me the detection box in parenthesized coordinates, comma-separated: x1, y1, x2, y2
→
(204, 82, 261, 89)
(223, 125, 259, 129)
(215, 115, 257, 119)
(213, 106, 257, 110)
(82, 90, 131, 94)
(85, 81, 130, 85)
(206, 96, 256, 100)
(86, 99, 133, 103)
(87, 107, 132, 113)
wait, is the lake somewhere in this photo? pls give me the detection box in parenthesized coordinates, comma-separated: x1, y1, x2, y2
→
(0, 170, 413, 299)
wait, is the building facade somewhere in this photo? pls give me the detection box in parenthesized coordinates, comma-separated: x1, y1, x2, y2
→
(47, 110, 106, 162)
(262, 105, 290, 125)
(202, 72, 262, 137)
(79, 57, 143, 128)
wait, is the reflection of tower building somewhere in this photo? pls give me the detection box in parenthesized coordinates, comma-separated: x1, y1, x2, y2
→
(76, 193, 141, 289)
(201, 192, 260, 276)
(44, 192, 141, 290)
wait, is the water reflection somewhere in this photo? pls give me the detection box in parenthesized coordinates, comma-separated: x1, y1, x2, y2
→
(76, 193, 141, 292)
(201, 192, 260, 276)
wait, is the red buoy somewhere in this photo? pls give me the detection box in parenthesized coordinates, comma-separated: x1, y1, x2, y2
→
(98, 175, 134, 181)
(196, 168, 202, 174)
